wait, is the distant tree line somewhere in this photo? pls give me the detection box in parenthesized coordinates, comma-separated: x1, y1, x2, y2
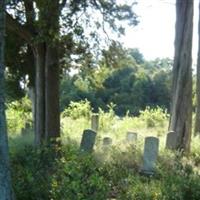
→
(60, 45, 172, 116)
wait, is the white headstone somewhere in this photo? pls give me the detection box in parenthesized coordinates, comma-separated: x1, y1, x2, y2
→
(126, 131, 137, 143)
(141, 136, 159, 175)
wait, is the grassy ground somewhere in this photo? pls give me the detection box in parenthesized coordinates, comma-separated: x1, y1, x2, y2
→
(7, 105, 200, 199)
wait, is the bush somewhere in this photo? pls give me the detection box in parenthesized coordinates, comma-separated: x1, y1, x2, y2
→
(11, 142, 200, 200)
(139, 106, 169, 128)
(99, 103, 117, 132)
(11, 144, 109, 200)
(61, 99, 92, 120)
(6, 96, 32, 135)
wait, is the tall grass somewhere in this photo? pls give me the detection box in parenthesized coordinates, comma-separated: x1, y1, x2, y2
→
(7, 100, 200, 199)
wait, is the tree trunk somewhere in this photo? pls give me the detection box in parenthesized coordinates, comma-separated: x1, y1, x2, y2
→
(0, 1, 14, 198)
(28, 86, 35, 131)
(35, 44, 46, 145)
(34, 43, 60, 144)
(167, 0, 193, 152)
(195, 2, 200, 136)
(6, 0, 61, 145)
(45, 45, 60, 140)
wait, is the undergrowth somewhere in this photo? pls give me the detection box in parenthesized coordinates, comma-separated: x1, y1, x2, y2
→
(7, 100, 200, 199)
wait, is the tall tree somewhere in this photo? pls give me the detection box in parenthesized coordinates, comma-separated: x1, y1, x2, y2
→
(167, 0, 193, 152)
(6, 0, 138, 145)
(0, 0, 14, 198)
(195, 1, 200, 136)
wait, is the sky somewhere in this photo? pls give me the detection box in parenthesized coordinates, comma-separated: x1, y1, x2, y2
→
(121, 0, 199, 63)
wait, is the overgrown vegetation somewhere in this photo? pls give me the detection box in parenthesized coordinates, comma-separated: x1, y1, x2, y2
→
(8, 100, 200, 199)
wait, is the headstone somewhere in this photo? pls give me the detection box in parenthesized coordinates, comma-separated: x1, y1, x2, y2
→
(103, 137, 112, 146)
(80, 129, 97, 152)
(141, 136, 159, 175)
(91, 114, 99, 132)
(126, 131, 137, 143)
(166, 131, 177, 149)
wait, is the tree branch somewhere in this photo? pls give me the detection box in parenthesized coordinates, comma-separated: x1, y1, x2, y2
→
(24, 0, 35, 28)
(59, 0, 67, 12)
(6, 12, 33, 45)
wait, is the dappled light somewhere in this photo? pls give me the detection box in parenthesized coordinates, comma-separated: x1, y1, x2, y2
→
(0, 0, 200, 199)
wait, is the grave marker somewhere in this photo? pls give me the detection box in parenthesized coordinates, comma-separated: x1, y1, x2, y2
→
(91, 114, 99, 132)
(141, 136, 159, 175)
(126, 131, 137, 143)
(80, 129, 97, 152)
(166, 131, 177, 149)
(103, 137, 112, 146)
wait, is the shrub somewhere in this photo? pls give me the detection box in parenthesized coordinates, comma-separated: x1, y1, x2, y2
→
(139, 106, 169, 128)
(6, 96, 32, 135)
(99, 103, 117, 132)
(12, 144, 109, 200)
(61, 99, 92, 120)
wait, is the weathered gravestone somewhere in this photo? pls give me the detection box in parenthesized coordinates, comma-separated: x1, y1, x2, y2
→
(141, 136, 159, 175)
(91, 114, 99, 132)
(126, 131, 137, 143)
(166, 131, 177, 149)
(103, 137, 112, 146)
(80, 129, 97, 152)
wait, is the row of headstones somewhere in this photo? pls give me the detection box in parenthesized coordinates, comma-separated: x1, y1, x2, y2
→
(91, 114, 138, 146)
(80, 128, 158, 176)
(83, 114, 176, 175)
(91, 113, 176, 148)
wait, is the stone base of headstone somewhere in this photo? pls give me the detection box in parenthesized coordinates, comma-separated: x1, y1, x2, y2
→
(166, 131, 177, 149)
(80, 129, 97, 152)
(139, 169, 155, 176)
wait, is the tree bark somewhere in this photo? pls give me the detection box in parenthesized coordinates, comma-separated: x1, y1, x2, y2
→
(195, 1, 200, 136)
(167, 0, 193, 152)
(44, 1, 60, 141)
(34, 42, 60, 144)
(0, 1, 14, 199)
(35, 44, 46, 145)
(45, 45, 60, 140)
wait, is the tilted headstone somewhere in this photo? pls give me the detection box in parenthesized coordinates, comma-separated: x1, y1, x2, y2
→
(141, 136, 159, 175)
(103, 137, 112, 146)
(80, 129, 97, 152)
(91, 114, 99, 132)
(126, 131, 138, 143)
(166, 131, 177, 149)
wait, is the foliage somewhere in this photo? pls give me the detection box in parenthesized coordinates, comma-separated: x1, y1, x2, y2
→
(5, 0, 139, 100)
(11, 144, 109, 200)
(157, 152, 200, 200)
(11, 141, 200, 200)
(61, 99, 92, 120)
(98, 103, 117, 132)
(9, 105, 200, 200)
(60, 50, 172, 116)
(139, 106, 169, 128)
(6, 96, 32, 135)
